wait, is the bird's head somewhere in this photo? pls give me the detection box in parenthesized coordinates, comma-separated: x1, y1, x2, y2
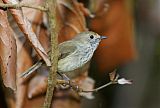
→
(74, 31, 107, 50)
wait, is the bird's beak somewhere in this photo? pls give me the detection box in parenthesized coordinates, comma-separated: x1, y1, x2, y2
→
(100, 36, 107, 40)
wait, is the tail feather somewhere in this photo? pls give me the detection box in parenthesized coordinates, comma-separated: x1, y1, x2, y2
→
(20, 60, 43, 78)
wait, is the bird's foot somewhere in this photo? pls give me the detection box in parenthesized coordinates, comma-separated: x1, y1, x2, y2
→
(68, 81, 80, 92)
(57, 72, 80, 92)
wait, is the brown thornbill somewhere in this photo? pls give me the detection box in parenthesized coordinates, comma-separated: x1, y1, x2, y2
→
(20, 31, 107, 78)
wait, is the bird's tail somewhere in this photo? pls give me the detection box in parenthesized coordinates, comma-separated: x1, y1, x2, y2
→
(20, 60, 43, 78)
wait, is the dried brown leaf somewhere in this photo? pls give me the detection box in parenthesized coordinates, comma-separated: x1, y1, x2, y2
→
(58, 0, 87, 42)
(28, 75, 47, 99)
(79, 77, 95, 99)
(21, 0, 44, 22)
(78, 3, 95, 18)
(38, 25, 50, 52)
(16, 78, 27, 108)
(109, 69, 117, 81)
(28, 10, 50, 52)
(16, 39, 34, 108)
(52, 89, 80, 108)
(0, 10, 17, 90)
(2, 0, 51, 66)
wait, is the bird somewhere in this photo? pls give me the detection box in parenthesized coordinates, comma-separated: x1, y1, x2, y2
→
(20, 31, 107, 79)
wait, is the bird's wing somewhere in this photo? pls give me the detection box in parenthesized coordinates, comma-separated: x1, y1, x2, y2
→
(58, 41, 77, 60)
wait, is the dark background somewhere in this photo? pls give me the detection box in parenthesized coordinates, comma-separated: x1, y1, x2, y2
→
(82, 0, 160, 108)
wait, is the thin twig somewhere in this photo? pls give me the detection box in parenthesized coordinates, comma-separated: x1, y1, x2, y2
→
(82, 81, 117, 93)
(43, 0, 58, 108)
(0, 3, 48, 11)
(56, 79, 117, 93)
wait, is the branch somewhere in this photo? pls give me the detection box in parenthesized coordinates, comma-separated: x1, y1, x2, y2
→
(82, 81, 117, 92)
(43, 0, 58, 108)
(56, 80, 117, 93)
(56, 76, 132, 93)
(0, 3, 48, 11)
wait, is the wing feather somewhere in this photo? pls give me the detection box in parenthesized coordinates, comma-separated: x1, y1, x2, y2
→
(58, 41, 77, 59)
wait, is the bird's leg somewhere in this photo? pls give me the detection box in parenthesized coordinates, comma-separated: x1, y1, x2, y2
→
(57, 72, 70, 88)
(57, 72, 80, 91)
(57, 72, 70, 80)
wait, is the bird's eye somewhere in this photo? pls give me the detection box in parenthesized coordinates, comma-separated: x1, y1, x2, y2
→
(90, 35, 94, 39)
